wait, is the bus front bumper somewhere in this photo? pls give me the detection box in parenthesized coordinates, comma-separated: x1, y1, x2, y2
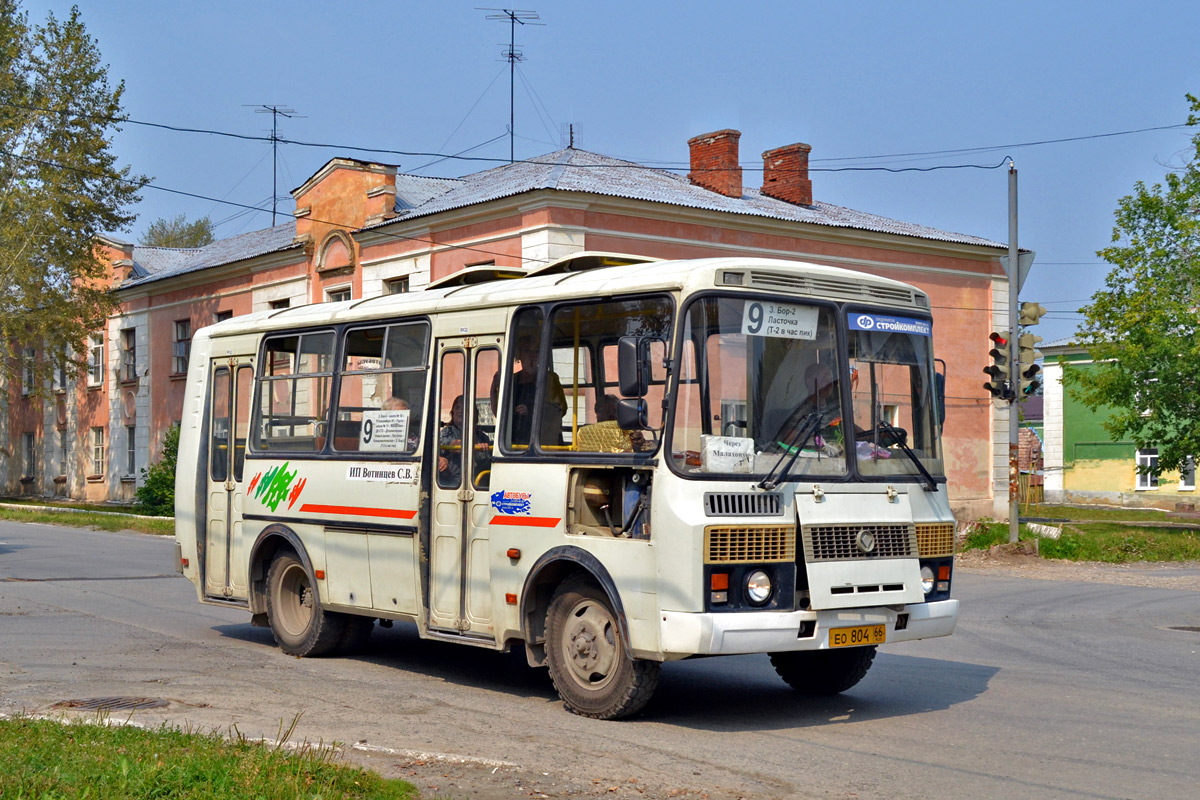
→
(657, 599, 958, 658)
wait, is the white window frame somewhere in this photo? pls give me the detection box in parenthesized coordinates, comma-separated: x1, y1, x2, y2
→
(126, 424, 137, 476)
(23, 432, 35, 478)
(59, 430, 69, 478)
(385, 276, 410, 295)
(1135, 448, 1159, 491)
(1181, 456, 1196, 492)
(326, 286, 351, 303)
(88, 334, 104, 387)
(173, 319, 191, 375)
(90, 426, 105, 477)
(121, 328, 137, 382)
(21, 347, 35, 395)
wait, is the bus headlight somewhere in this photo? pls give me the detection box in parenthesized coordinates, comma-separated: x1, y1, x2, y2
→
(746, 570, 772, 605)
(920, 565, 935, 594)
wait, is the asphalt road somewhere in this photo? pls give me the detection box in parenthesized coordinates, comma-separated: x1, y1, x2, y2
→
(2, 520, 1198, 799)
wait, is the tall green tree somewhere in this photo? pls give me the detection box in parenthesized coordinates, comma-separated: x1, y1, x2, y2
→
(1066, 95, 1200, 477)
(0, 1, 143, 394)
(141, 213, 214, 248)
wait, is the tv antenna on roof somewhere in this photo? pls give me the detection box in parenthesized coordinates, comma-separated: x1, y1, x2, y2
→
(246, 104, 305, 225)
(479, 8, 543, 163)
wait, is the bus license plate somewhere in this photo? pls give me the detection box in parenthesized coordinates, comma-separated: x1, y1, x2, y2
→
(829, 624, 886, 648)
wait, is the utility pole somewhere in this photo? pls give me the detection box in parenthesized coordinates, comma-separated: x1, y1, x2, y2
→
(1007, 161, 1020, 544)
(481, 8, 542, 163)
(248, 104, 301, 225)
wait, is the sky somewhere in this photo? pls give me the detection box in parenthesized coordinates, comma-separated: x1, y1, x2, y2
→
(18, 0, 1200, 343)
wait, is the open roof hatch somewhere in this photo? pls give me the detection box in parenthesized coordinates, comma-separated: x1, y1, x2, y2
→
(424, 265, 527, 291)
(523, 251, 660, 278)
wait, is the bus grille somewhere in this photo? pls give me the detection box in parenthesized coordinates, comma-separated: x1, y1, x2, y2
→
(916, 523, 956, 557)
(704, 492, 783, 517)
(705, 525, 795, 564)
(802, 524, 914, 561)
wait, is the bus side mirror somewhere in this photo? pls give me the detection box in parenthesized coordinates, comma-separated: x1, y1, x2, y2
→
(617, 336, 648, 397)
(616, 398, 648, 430)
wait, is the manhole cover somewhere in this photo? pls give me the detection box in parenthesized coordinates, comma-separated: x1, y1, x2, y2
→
(53, 697, 169, 711)
(1168, 626, 1200, 633)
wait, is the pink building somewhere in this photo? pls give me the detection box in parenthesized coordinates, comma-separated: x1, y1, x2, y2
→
(4, 130, 1014, 518)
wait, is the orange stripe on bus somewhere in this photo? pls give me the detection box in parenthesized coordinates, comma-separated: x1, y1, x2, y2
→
(489, 515, 561, 527)
(300, 504, 417, 519)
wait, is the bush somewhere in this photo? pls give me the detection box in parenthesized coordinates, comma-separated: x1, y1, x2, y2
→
(135, 424, 179, 516)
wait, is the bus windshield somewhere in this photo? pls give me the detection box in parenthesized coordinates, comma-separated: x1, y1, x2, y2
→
(670, 296, 848, 478)
(669, 296, 944, 482)
(846, 311, 944, 479)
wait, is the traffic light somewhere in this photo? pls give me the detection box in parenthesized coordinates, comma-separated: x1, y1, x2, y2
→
(983, 330, 1011, 398)
(1019, 302, 1047, 327)
(1017, 331, 1043, 396)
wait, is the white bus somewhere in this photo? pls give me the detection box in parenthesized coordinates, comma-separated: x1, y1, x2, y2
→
(174, 253, 958, 719)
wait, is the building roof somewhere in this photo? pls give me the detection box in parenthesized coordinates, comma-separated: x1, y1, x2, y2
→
(121, 224, 301, 288)
(376, 147, 1009, 250)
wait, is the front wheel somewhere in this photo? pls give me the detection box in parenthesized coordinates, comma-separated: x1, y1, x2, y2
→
(769, 646, 877, 695)
(265, 550, 345, 657)
(545, 576, 660, 719)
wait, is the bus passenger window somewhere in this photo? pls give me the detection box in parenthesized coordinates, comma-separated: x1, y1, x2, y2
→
(253, 332, 334, 452)
(334, 322, 430, 454)
(472, 348, 499, 489)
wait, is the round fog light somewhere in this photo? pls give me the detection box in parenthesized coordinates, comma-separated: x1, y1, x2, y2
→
(920, 565, 935, 594)
(746, 570, 772, 605)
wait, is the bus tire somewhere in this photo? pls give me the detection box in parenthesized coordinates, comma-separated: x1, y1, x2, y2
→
(545, 575, 660, 719)
(769, 646, 877, 694)
(265, 550, 345, 657)
(336, 615, 374, 655)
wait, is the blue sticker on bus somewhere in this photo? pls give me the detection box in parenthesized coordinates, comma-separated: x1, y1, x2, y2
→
(491, 489, 532, 515)
(849, 313, 932, 337)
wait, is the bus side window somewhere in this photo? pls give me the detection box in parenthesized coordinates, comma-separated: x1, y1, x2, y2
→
(499, 307, 548, 453)
(210, 366, 230, 481)
(253, 332, 334, 452)
(334, 321, 430, 455)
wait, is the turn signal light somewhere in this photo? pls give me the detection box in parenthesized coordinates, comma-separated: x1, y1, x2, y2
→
(505, 593, 518, 605)
(938, 564, 951, 580)
(710, 573, 729, 591)
(314, 569, 325, 580)
(506, 548, 521, 559)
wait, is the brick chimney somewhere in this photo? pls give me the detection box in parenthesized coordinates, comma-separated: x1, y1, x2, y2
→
(761, 141, 813, 206)
(688, 129, 742, 198)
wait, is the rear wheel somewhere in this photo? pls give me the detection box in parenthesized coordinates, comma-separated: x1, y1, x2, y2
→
(769, 646, 877, 694)
(265, 551, 345, 657)
(545, 575, 660, 719)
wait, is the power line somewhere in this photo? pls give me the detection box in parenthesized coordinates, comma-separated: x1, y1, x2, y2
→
(0, 147, 554, 265)
(3, 99, 1186, 173)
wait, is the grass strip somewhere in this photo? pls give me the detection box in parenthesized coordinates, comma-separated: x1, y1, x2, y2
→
(962, 521, 1200, 563)
(0, 506, 174, 536)
(0, 715, 417, 800)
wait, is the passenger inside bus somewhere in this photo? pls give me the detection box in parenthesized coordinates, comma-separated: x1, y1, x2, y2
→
(509, 336, 565, 446)
(437, 395, 491, 487)
(576, 394, 645, 453)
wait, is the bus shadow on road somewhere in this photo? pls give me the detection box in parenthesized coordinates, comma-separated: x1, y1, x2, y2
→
(212, 622, 997, 726)
(644, 651, 999, 730)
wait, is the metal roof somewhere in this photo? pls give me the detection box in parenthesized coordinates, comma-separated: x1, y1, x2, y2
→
(121, 224, 301, 288)
(372, 147, 1008, 250)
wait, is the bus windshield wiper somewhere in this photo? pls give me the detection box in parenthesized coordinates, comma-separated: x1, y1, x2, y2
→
(875, 418, 938, 492)
(758, 410, 821, 491)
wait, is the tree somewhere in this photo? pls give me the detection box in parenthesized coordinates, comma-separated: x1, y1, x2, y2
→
(1065, 94, 1200, 477)
(0, 1, 143, 394)
(141, 213, 214, 248)
(135, 423, 177, 516)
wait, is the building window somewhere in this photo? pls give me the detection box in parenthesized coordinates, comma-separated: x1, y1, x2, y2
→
(126, 425, 137, 476)
(52, 362, 69, 393)
(269, 298, 290, 310)
(1181, 457, 1196, 492)
(385, 276, 410, 295)
(121, 328, 137, 381)
(326, 287, 351, 303)
(23, 432, 35, 478)
(173, 319, 191, 375)
(215, 310, 233, 323)
(59, 430, 68, 478)
(88, 334, 104, 387)
(90, 427, 105, 476)
(21, 347, 35, 395)
(1135, 448, 1159, 491)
